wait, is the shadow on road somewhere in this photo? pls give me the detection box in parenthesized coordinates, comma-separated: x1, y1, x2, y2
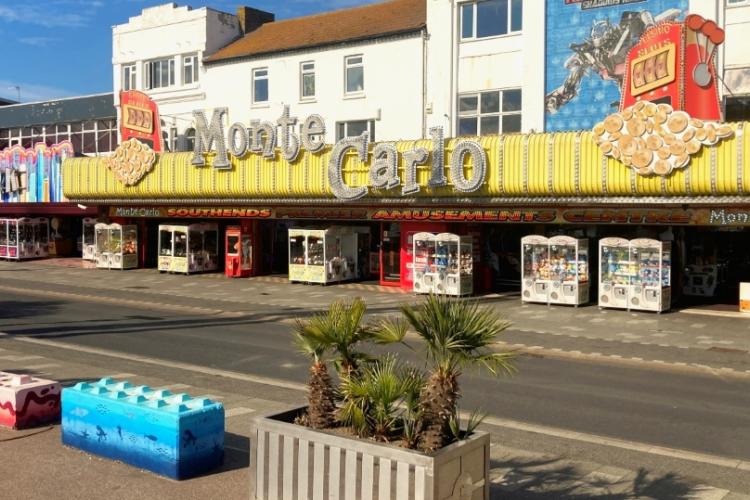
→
(0, 300, 63, 320)
(490, 457, 696, 499)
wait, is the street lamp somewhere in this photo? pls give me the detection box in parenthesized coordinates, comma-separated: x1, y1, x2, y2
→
(7, 85, 20, 102)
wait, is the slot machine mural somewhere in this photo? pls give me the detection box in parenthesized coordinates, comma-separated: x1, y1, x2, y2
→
(593, 14, 733, 177)
(621, 14, 725, 121)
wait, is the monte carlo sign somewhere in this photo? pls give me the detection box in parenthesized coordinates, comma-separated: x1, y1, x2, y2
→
(191, 106, 488, 201)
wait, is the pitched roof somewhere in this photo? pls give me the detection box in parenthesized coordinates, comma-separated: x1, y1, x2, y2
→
(205, 0, 425, 64)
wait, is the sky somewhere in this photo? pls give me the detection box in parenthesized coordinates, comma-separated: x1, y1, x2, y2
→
(0, 0, 377, 103)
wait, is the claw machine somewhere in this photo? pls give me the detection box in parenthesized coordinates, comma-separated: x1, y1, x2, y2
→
(32, 218, 50, 259)
(0, 219, 6, 259)
(288, 227, 366, 284)
(95, 223, 138, 270)
(412, 232, 473, 296)
(82, 218, 98, 261)
(547, 236, 589, 306)
(521, 235, 552, 303)
(598, 238, 670, 312)
(158, 223, 218, 274)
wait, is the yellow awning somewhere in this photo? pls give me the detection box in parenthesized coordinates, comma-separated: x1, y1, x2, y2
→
(63, 122, 750, 202)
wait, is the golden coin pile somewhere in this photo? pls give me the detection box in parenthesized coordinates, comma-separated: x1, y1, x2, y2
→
(593, 101, 733, 176)
(106, 138, 156, 186)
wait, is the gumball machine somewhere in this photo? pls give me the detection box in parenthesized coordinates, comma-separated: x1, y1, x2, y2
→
(225, 221, 253, 278)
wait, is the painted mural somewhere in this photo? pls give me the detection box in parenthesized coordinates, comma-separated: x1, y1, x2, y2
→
(545, 0, 688, 132)
(0, 141, 74, 203)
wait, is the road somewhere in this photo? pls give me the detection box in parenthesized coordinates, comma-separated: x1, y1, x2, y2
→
(2, 289, 749, 465)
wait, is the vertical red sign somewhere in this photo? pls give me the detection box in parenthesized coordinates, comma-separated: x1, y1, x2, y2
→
(119, 90, 163, 152)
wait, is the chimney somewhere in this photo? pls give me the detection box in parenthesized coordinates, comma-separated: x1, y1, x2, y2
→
(236, 6, 274, 34)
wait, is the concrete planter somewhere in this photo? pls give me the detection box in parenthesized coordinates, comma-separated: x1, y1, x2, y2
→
(251, 407, 489, 500)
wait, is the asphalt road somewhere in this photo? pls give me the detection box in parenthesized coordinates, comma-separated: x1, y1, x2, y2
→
(2, 290, 749, 463)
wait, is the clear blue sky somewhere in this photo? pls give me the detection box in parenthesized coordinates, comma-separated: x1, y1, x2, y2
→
(0, 0, 377, 103)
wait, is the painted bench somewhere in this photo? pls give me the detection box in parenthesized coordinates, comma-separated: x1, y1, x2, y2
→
(61, 377, 224, 479)
(0, 372, 61, 429)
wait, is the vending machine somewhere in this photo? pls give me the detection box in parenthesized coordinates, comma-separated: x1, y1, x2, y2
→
(225, 223, 253, 278)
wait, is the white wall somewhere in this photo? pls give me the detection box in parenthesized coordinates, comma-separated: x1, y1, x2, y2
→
(425, 0, 545, 135)
(112, 3, 242, 143)
(201, 35, 425, 144)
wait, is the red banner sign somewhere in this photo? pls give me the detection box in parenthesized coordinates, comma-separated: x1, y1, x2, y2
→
(120, 90, 163, 152)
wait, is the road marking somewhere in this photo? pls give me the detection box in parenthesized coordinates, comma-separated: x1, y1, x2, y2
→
(24, 363, 60, 371)
(479, 414, 750, 472)
(107, 373, 137, 380)
(13, 336, 307, 392)
(0, 355, 43, 361)
(225, 407, 255, 418)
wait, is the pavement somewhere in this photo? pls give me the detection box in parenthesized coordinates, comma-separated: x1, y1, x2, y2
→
(1, 258, 749, 499)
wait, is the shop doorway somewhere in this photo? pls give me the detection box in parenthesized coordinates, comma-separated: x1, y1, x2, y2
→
(380, 223, 401, 286)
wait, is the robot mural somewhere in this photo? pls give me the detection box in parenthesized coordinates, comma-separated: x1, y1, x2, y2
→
(544, 0, 687, 132)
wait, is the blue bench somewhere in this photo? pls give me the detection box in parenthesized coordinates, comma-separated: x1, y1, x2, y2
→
(62, 377, 224, 479)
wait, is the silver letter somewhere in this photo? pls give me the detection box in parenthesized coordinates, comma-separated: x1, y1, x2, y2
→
(253, 122, 277, 159)
(227, 122, 249, 158)
(277, 105, 300, 162)
(450, 140, 487, 192)
(428, 126, 447, 187)
(192, 108, 229, 169)
(369, 143, 399, 190)
(402, 147, 428, 195)
(301, 114, 326, 153)
(328, 132, 369, 200)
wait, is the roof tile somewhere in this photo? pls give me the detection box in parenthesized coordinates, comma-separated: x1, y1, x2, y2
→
(205, 0, 425, 63)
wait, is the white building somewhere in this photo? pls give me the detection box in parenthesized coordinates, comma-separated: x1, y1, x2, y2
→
(113, 0, 750, 147)
(201, 0, 426, 144)
(112, 2, 273, 149)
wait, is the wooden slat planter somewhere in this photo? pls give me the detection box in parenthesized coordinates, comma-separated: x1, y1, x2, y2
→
(251, 408, 490, 500)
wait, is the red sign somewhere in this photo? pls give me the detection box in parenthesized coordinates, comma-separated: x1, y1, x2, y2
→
(120, 90, 163, 152)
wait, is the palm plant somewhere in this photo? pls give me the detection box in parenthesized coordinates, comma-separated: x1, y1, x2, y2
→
(338, 355, 424, 443)
(400, 295, 516, 452)
(293, 322, 337, 429)
(293, 298, 408, 429)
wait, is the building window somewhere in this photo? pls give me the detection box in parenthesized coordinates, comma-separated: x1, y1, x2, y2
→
(122, 64, 137, 91)
(460, 0, 522, 40)
(728, 0, 749, 5)
(185, 128, 196, 152)
(253, 68, 269, 103)
(336, 120, 375, 141)
(183, 54, 199, 85)
(145, 58, 175, 90)
(345, 55, 364, 94)
(300, 61, 315, 100)
(458, 88, 522, 135)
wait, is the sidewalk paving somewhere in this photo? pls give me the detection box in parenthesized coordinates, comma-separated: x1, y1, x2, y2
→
(1, 337, 748, 500)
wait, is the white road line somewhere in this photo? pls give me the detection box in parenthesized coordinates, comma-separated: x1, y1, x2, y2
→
(0, 355, 43, 361)
(23, 363, 61, 371)
(107, 373, 137, 380)
(225, 407, 255, 418)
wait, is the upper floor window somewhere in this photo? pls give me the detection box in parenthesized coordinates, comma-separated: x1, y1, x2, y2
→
(300, 61, 316, 100)
(145, 58, 175, 90)
(122, 64, 137, 91)
(183, 54, 199, 85)
(728, 0, 749, 5)
(253, 68, 269, 104)
(336, 120, 375, 141)
(461, 0, 522, 40)
(345, 55, 364, 94)
(458, 88, 522, 135)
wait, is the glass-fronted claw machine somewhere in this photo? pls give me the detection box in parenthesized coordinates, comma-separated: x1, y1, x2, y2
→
(521, 235, 551, 303)
(598, 237, 631, 309)
(82, 218, 98, 261)
(287, 227, 366, 284)
(412, 233, 473, 296)
(0, 219, 7, 259)
(412, 232, 437, 294)
(158, 223, 218, 274)
(1, 218, 49, 260)
(630, 238, 671, 312)
(95, 223, 138, 270)
(547, 236, 589, 306)
(599, 238, 670, 312)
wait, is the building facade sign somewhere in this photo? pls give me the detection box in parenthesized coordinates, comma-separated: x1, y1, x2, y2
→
(545, 0, 687, 132)
(120, 90, 163, 152)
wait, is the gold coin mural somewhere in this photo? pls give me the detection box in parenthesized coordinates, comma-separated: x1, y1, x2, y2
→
(104, 138, 157, 186)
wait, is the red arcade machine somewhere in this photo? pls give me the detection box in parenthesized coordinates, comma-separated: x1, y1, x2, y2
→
(621, 14, 725, 120)
(225, 222, 254, 278)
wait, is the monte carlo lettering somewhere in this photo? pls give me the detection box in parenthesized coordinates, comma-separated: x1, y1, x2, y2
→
(191, 106, 487, 201)
(709, 209, 750, 226)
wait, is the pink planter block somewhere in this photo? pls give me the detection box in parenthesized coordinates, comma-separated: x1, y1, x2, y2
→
(0, 372, 61, 429)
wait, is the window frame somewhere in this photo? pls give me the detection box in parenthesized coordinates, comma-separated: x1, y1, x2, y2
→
(344, 55, 365, 96)
(459, 0, 523, 41)
(335, 119, 375, 142)
(300, 61, 316, 101)
(182, 53, 199, 86)
(144, 57, 175, 90)
(457, 88, 522, 136)
(122, 63, 137, 91)
(252, 67, 269, 105)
